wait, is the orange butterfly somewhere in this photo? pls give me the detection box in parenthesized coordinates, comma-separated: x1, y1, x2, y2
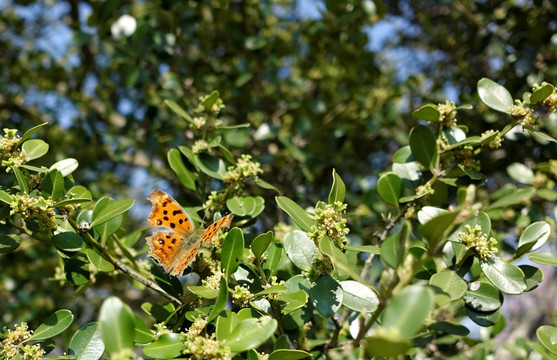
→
(145, 189, 233, 276)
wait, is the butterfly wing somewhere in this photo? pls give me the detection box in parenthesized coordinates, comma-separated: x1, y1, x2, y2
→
(147, 189, 195, 235)
(146, 230, 201, 276)
(200, 214, 234, 245)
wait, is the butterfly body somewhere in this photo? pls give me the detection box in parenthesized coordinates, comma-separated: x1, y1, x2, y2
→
(146, 189, 233, 276)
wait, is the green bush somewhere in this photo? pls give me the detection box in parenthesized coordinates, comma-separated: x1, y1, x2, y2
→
(1, 79, 556, 359)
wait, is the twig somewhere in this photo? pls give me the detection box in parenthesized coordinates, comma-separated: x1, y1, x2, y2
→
(66, 216, 182, 304)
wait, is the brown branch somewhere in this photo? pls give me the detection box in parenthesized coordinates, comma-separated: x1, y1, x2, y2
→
(66, 215, 182, 304)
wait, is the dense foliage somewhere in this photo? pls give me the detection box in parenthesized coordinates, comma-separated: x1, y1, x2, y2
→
(1, 0, 557, 359)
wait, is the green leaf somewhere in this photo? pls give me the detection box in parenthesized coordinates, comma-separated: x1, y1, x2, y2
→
(524, 125, 557, 143)
(22, 139, 49, 160)
(480, 258, 526, 295)
(90, 199, 134, 227)
(417, 206, 449, 225)
(201, 90, 220, 110)
(245, 36, 267, 50)
(364, 335, 412, 358)
(221, 228, 244, 277)
(429, 271, 467, 300)
(269, 349, 312, 360)
(344, 245, 380, 254)
(98, 297, 135, 354)
(529, 252, 557, 267)
(276, 290, 308, 314)
(216, 311, 240, 342)
(195, 153, 226, 180)
(85, 249, 115, 272)
(227, 196, 265, 217)
(165, 100, 194, 123)
(530, 83, 554, 104)
(208, 277, 228, 323)
(263, 244, 283, 274)
(516, 221, 552, 257)
(327, 169, 346, 204)
(13, 166, 28, 193)
(0, 190, 11, 204)
(409, 125, 438, 171)
(428, 321, 470, 336)
(19, 122, 48, 143)
(381, 285, 434, 338)
(69, 322, 104, 360)
(223, 316, 277, 352)
(507, 163, 534, 184)
(53, 232, 83, 252)
(168, 149, 197, 191)
(142, 333, 185, 359)
(187, 285, 219, 299)
(309, 275, 343, 318)
(463, 281, 502, 312)
(0, 234, 20, 253)
(29, 309, 74, 341)
(419, 211, 459, 252)
(520, 265, 544, 291)
(465, 307, 500, 327)
(50, 158, 79, 177)
(284, 230, 317, 270)
(377, 172, 403, 208)
(275, 196, 314, 231)
(319, 236, 362, 280)
(251, 231, 273, 260)
(477, 78, 513, 113)
(340, 280, 379, 313)
(255, 178, 280, 193)
(47, 169, 65, 200)
(411, 104, 440, 121)
(537, 325, 557, 356)
(133, 315, 155, 344)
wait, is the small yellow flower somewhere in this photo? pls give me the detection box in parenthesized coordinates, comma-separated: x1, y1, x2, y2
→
(458, 224, 498, 260)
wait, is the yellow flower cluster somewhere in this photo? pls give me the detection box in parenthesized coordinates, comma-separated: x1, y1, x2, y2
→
(202, 271, 223, 290)
(10, 193, 57, 232)
(231, 284, 254, 307)
(508, 104, 537, 127)
(0, 128, 28, 171)
(0, 323, 45, 360)
(307, 202, 349, 248)
(458, 224, 498, 260)
(481, 129, 502, 149)
(437, 101, 457, 127)
(186, 334, 231, 360)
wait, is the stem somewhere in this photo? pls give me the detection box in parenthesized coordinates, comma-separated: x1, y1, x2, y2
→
(66, 215, 182, 304)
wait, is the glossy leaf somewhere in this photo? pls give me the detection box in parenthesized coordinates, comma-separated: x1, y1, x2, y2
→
(463, 281, 502, 312)
(381, 285, 434, 338)
(221, 228, 244, 277)
(68, 322, 104, 360)
(480, 258, 526, 295)
(409, 124, 438, 171)
(142, 333, 185, 359)
(340, 280, 379, 313)
(309, 275, 343, 318)
(207, 277, 228, 323)
(19, 122, 48, 143)
(227, 196, 264, 217)
(133, 315, 155, 344)
(529, 252, 557, 267)
(201, 90, 220, 110)
(276, 290, 308, 314)
(0, 189, 11, 204)
(327, 169, 346, 204)
(269, 349, 312, 360)
(530, 83, 554, 104)
(429, 271, 467, 300)
(22, 139, 49, 160)
(519, 265, 543, 292)
(223, 316, 277, 353)
(167, 148, 196, 191)
(13, 166, 28, 193)
(165, 100, 194, 123)
(50, 158, 79, 177)
(516, 221, 551, 257)
(507, 163, 534, 184)
(419, 211, 459, 252)
(377, 172, 403, 207)
(53, 232, 83, 252)
(195, 153, 226, 180)
(319, 236, 362, 280)
(29, 309, 74, 341)
(98, 297, 135, 354)
(90, 199, 134, 227)
(275, 196, 314, 231)
(466, 307, 500, 327)
(251, 231, 273, 260)
(187, 285, 219, 299)
(284, 230, 317, 270)
(477, 78, 513, 113)
(537, 325, 557, 356)
(411, 103, 440, 121)
(255, 178, 280, 193)
(0, 234, 21, 253)
(85, 249, 115, 272)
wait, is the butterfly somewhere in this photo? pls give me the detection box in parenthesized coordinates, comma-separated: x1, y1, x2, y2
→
(145, 189, 234, 276)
